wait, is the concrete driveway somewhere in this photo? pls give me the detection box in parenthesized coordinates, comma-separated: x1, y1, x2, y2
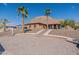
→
(0, 33, 78, 55)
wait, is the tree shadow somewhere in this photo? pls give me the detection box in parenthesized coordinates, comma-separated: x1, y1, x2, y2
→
(0, 44, 5, 55)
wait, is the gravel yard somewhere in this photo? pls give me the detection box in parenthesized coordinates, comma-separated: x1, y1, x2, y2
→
(50, 29, 79, 39)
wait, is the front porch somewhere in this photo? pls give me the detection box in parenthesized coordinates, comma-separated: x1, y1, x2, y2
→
(48, 24, 61, 29)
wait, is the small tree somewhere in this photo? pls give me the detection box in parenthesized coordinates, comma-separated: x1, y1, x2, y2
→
(0, 19, 9, 31)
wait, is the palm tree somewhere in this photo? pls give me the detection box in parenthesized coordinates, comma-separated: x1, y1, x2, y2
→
(45, 8, 51, 29)
(17, 6, 28, 33)
(0, 19, 9, 31)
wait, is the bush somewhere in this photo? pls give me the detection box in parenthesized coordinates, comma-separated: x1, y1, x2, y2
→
(59, 19, 75, 28)
(74, 25, 79, 30)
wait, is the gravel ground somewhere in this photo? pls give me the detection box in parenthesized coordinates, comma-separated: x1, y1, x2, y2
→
(27, 29, 42, 33)
(50, 29, 79, 39)
(0, 33, 79, 55)
(0, 30, 12, 37)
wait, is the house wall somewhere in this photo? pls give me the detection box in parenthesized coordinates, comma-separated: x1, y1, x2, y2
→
(25, 23, 61, 30)
(25, 24, 46, 30)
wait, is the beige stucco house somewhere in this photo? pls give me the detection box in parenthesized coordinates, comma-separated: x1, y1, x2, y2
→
(25, 16, 61, 30)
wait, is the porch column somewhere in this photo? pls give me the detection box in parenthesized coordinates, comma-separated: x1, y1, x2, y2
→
(55, 24, 60, 29)
(56, 25, 58, 29)
(58, 24, 60, 29)
(52, 25, 54, 29)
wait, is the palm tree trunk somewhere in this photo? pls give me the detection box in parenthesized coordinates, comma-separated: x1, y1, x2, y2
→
(46, 15, 48, 29)
(22, 14, 25, 33)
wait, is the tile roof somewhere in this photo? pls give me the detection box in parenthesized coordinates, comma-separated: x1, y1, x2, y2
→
(30, 16, 60, 25)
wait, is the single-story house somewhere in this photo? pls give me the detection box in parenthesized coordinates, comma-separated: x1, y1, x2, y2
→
(25, 16, 61, 30)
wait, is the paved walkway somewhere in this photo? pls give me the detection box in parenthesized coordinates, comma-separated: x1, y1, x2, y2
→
(37, 29, 48, 35)
(36, 29, 45, 34)
(43, 29, 52, 35)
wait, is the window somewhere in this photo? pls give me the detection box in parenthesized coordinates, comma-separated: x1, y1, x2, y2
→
(29, 25, 31, 28)
(34, 24, 36, 28)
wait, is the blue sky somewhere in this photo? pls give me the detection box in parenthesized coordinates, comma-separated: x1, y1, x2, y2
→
(0, 3, 79, 25)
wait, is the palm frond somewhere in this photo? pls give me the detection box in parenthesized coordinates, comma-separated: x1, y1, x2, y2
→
(25, 8, 28, 17)
(45, 8, 51, 15)
(20, 6, 25, 14)
(17, 6, 28, 17)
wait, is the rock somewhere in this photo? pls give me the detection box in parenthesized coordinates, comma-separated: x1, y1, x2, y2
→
(76, 44, 79, 48)
(0, 44, 5, 54)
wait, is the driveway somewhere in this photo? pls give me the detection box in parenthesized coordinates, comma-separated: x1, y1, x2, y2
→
(0, 33, 78, 55)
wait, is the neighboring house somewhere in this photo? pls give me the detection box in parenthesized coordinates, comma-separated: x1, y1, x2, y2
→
(6, 24, 17, 31)
(25, 16, 61, 30)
